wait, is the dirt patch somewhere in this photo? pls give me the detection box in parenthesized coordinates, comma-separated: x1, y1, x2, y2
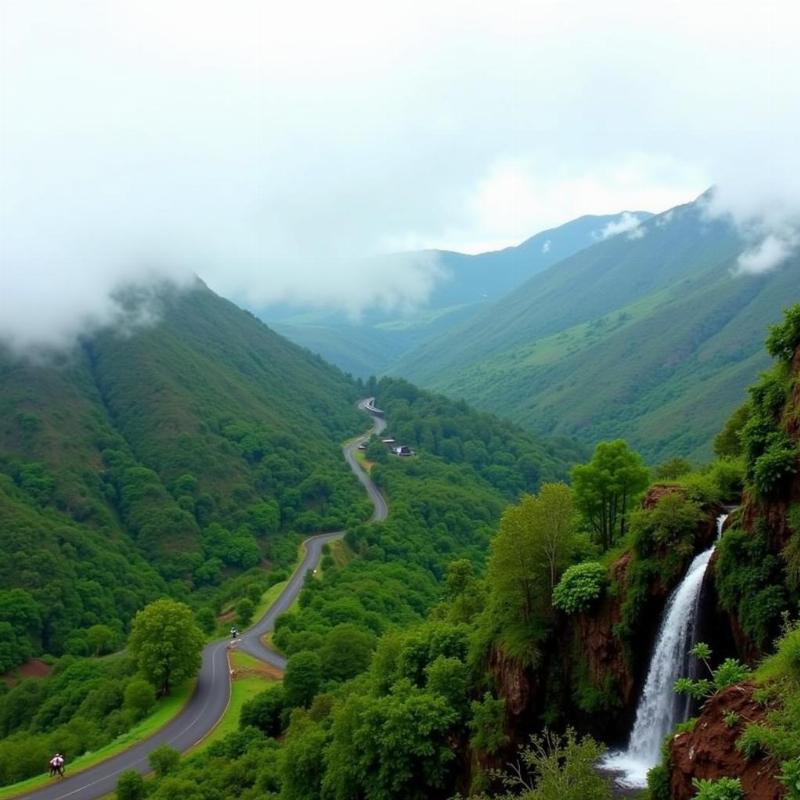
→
(3, 658, 53, 686)
(232, 663, 283, 681)
(669, 682, 785, 800)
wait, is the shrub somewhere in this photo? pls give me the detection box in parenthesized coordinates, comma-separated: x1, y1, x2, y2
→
(752, 435, 798, 498)
(716, 525, 787, 651)
(552, 562, 607, 614)
(124, 678, 156, 720)
(236, 598, 255, 627)
(116, 770, 145, 800)
(766, 304, 800, 363)
(629, 491, 704, 559)
(737, 723, 769, 760)
(675, 644, 748, 701)
(194, 607, 216, 635)
(240, 685, 287, 737)
(780, 757, 800, 800)
(692, 777, 744, 800)
(149, 744, 179, 777)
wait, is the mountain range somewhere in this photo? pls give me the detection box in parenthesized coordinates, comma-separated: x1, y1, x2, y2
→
(393, 196, 800, 461)
(265, 211, 649, 378)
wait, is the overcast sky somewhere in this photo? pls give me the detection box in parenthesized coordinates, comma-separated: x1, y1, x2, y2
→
(1, 0, 799, 351)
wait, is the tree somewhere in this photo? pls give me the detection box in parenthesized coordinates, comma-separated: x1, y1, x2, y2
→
(535, 483, 576, 592)
(319, 623, 375, 682)
(128, 599, 204, 695)
(149, 744, 180, 776)
(655, 457, 693, 480)
(486, 486, 576, 642)
(194, 607, 216, 635)
(86, 624, 115, 656)
(485, 496, 552, 660)
(236, 598, 254, 627)
(116, 770, 145, 800)
(322, 681, 459, 800)
(124, 678, 157, 719)
(240, 685, 287, 736)
(571, 440, 650, 551)
(283, 651, 322, 708)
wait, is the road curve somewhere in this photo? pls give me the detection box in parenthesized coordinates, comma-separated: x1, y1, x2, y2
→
(15, 400, 387, 800)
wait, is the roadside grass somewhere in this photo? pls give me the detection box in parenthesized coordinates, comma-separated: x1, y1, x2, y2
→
(328, 538, 354, 569)
(354, 450, 375, 473)
(0, 681, 194, 800)
(190, 651, 278, 754)
(251, 578, 290, 622)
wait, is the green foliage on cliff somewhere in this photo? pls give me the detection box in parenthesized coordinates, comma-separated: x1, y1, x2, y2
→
(572, 440, 649, 551)
(552, 563, 607, 615)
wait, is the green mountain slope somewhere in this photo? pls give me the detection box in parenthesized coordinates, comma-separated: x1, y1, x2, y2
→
(0, 281, 369, 660)
(393, 198, 800, 462)
(0, 280, 578, 669)
(265, 212, 649, 377)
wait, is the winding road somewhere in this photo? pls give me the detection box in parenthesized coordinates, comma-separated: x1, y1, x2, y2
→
(16, 400, 387, 800)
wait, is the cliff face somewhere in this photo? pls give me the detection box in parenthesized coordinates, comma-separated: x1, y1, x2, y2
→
(669, 683, 784, 800)
(487, 486, 724, 748)
(667, 337, 800, 794)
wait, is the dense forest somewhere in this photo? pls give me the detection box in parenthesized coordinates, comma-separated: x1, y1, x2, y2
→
(96, 304, 800, 799)
(0, 283, 581, 790)
(1, 289, 798, 799)
(0, 281, 376, 674)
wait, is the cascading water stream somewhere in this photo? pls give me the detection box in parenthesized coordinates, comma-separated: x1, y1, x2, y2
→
(601, 513, 729, 788)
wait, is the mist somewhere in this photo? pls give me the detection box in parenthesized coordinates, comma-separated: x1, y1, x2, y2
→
(2, 0, 799, 353)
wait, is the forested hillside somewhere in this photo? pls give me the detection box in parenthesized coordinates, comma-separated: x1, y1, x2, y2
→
(395, 195, 800, 462)
(266, 212, 646, 378)
(96, 371, 587, 800)
(126, 304, 800, 800)
(0, 281, 370, 669)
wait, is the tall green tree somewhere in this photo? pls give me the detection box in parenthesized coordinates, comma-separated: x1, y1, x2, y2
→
(283, 651, 322, 709)
(487, 485, 576, 626)
(535, 483, 576, 592)
(128, 599, 204, 694)
(571, 440, 649, 551)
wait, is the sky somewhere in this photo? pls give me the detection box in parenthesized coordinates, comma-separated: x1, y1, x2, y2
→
(1, 0, 799, 352)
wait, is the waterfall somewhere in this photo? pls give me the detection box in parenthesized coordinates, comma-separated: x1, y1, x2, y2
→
(601, 513, 729, 788)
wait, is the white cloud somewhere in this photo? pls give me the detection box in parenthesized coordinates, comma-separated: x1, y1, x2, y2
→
(2, 0, 800, 351)
(541, 240, 552, 254)
(595, 212, 646, 240)
(626, 226, 647, 240)
(737, 234, 797, 275)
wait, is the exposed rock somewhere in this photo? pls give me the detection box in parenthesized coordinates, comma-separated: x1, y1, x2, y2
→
(642, 484, 686, 510)
(669, 682, 785, 800)
(488, 647, 534, 717)
(577, 553, 636, 712)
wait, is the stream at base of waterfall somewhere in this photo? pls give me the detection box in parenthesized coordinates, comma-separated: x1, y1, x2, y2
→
(600, 513, 729, 789)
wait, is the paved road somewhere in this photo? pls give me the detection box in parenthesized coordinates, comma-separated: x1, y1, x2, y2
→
(16, 400, 387, 800)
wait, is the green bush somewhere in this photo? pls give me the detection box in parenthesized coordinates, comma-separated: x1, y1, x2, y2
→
(716, 525, 787, 651)
(116, 770, 145, 800)
(766, 304, 800, 363)
(552, 562, 607, 614)
(737, 723, 769, 760)
(780, 757, 800, 800)
(149, 744, 180, 777)
(123, 678, 156, 720)
(692, 777, 744, 800)
(752, 435, 798, 498)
